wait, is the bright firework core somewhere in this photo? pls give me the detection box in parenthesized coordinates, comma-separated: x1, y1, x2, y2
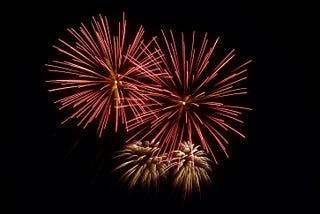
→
(113, 78, 122, 89)
(179, 96, 194, 109)
(179, 100, 187, 106)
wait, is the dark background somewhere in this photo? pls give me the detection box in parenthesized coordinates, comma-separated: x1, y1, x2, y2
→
(14, 0, 314, 213)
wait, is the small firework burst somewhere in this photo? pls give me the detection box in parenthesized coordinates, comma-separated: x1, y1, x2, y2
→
(46, 12, 164, 137)
(169, 141, 212, 199)
(127, 29, 251, 164)
(112, 140, 168, 191)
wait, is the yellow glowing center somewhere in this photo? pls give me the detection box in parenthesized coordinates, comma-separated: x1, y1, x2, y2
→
(114, 80, 118, 85)
(182, 101, 186, 105)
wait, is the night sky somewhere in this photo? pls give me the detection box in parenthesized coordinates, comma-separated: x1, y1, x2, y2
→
(14, 0, 313, 213)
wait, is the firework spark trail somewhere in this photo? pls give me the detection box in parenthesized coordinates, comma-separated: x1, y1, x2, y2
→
(46, 13, 165, 137)
(127, 29, 252, 163)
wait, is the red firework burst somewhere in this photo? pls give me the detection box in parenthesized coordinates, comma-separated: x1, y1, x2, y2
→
(127, 29, 252, 163)
(45, 13, 164, 137)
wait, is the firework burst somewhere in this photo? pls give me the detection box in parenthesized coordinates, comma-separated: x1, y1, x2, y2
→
(112, 140, 168, 191)
(170, 141, 212, 199)
(127, 29, 252, 163)
(46, 12, 164, 137)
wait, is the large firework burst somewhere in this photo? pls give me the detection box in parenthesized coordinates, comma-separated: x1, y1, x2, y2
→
(46, 13, 164, 137)
(112, 140, 168, 191)
(127, 29, 252, 163)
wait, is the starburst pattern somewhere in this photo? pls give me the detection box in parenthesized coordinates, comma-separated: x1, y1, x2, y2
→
(46, 12, 164, 137)
(127, 29, 252, 163)
(170, 141, 212, 199)
(112, 140, 168, 191)
(45, 12, 252, 199)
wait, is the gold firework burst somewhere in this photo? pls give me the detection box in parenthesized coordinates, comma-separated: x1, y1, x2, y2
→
(112, 140, 168, 191)
(169, 141, 212, 199)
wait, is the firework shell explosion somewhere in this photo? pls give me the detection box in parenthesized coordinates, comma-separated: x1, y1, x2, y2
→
(112, 140, 168, 192)
(46, 12, 165, 137)
(169, 141, 212, 199)
(127, 29, 252, 164)
(45, 12, 252, 199)
(112, 140, 212, 199)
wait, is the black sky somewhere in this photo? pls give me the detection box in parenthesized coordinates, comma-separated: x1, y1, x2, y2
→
(14, 0, 314, 213)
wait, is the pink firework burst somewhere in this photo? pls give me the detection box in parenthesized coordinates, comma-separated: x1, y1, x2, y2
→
(127, 29, 252, 163)
(45, 12, 164, 137)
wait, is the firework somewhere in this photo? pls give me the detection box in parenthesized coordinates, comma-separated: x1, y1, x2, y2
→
(169, 141, 212, 199)
(127, 29, 252, 163)
(112, 140, 168, 191)
(46, 12, 164, 137)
